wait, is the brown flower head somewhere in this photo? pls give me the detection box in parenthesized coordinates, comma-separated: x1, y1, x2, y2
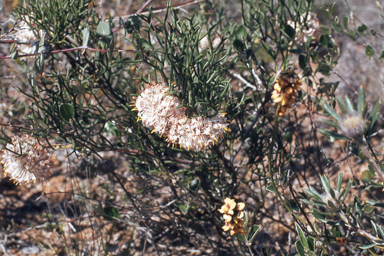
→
(271, 71, 302, 116)
(218, 198, 247, 236)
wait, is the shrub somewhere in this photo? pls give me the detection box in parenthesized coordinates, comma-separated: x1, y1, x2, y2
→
(1, 0, 384, 255)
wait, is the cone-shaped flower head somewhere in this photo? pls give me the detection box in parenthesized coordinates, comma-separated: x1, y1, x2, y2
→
(134, 83, 230, 151)
(322, 87, 377, 143)
(1, 135, 58, 185)
(4, 14, 49, 55)
(340, 114, 365, 142)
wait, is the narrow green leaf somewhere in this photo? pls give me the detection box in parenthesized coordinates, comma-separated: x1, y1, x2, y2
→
(236, 233, 247, 242)
(303, 188, 321, 201)
(342, 179, 351, 202)
(344, 96, 355, 113)
(59, 104, 74, 122)
(248, 225, 260, 243)
(266, 184, 277, 193)
(323, 102, 341, 122)
(368, 99, 382, 121)
(336, 172, 343, 192)
(122, 228, 136, 256)
(322, 119, 341, 129)
(359, 244, 376, 249)
(296, 223, 309, 249)
(332, 22, 343, 33)
(320, 175, 331, 196)
(372, 220, 378, 236)
(82, 28, 90, 47)
(330, 3, 337, 15)
(336, 97, 347, 114)
(309, 187, 323, 201)
(367, 201, 384, 208)
(34, 54, 44, 73)
(357, 86, 366, 115)
(343, 16, 349, 30)
(300, 199, 315, 205)
(307, 236, 315, 251)
(295, 240, 305, 256)
(319, 129, 350, 141)
(373, 239, 384, 245)
(377, 224, 384, 240)
(368, 165, 376, 176)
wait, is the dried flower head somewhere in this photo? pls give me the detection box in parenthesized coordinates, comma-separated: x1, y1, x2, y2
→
(340, 114, 365, 141)
(4, 14, 50, 55)
(218, 198, 247, 236)
(322, 87, 375, 144)
(287, 12, 319, 45)
(133, 83, 230, 151)
(271, 71, 301, 116)
(1, 135, 58, 185)
(336, 237, 347, 246)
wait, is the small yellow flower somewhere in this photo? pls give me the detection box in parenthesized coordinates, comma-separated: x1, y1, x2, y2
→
(231, 226, 247, 236)
(236, 202, 245, 211)
(222, 222, 233, 231)
(223, 214, 232, 223)
(219, 198, 247, 237)
(271, 71, 301, 116)
(218, 197, 237, 215)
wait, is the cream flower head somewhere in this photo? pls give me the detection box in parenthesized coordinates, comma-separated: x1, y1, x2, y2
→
(1, 135, 58, 185)
(133, 83, 230, 151)
(287, 12, 319, 45)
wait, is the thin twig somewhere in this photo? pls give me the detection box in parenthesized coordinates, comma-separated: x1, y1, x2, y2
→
(228, 69, 257, 91)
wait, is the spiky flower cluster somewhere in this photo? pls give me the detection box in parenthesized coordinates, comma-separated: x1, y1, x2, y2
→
(1, 135, 58, 185)
(218, 198, 247, 236)
(287, 12, 319, 45)
(340, 114, 365, 142)
(271, 71, 302, 116)
(133, 83, 230, 151)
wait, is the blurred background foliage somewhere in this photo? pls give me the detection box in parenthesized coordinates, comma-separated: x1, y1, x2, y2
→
(1, 0, 384, 255)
